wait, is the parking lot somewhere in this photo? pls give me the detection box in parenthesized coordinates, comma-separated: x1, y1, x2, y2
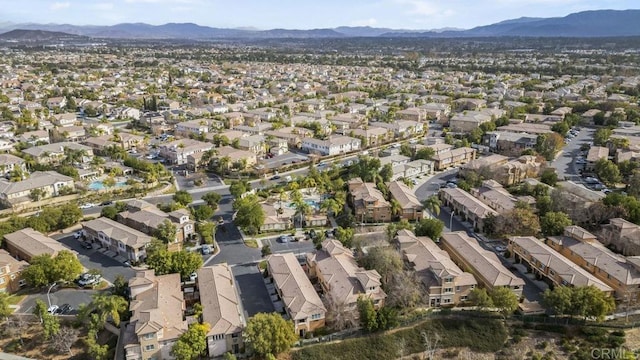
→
(18, 288, 97, 315)
(54, 233, 136, 284)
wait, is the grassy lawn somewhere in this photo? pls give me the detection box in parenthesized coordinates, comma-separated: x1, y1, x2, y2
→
(6, 294, 26, 306)
(291, 317, 508, 360)
(244, 239, 259, 248)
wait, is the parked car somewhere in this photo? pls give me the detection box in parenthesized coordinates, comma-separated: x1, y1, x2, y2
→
(189, 272, 198, 282)
(201, 246, 211, 255)
(73, 231, 83, 239)
(271, 175, 281, 180)
(47, 305, 59, 315)
(285, 175, 293, 182)
(79, 203, 94, 210)
(494, 245, 507, 252)
(101, 201, 113, 206)
(82, 242, 93, 250)
(278, 235, 292, 243)
(217, 217, 225, 225)
(78, 273, 101, 287)
(57, 304, 71, 315)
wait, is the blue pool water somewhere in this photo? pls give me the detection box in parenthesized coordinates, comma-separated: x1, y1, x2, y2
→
(89, 180, 127, 191)
(286, 199, 320, 209)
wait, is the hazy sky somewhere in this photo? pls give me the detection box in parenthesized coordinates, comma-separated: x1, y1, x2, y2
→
(1, 0, 638, 30)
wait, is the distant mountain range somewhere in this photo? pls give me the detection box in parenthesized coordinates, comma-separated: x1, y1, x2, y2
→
(1, 9, 639, 40)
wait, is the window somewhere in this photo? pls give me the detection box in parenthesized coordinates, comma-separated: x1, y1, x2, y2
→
(443, 298, 451, 304)
(0, 278, 4, 284)
(444, 288, 453, 293)
(549, 270, 555, 276)
(144, 345, 155, 352)
(311, 313, 322, 320)
(445, 277, 453, 283)
(211, 334, 224, 341)
(143, 333, 155, 340)
(455, 286, 460, 292)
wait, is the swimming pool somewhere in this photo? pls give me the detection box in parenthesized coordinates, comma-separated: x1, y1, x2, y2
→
(286, 199, 320, 210)
(88, 180, 127, 191)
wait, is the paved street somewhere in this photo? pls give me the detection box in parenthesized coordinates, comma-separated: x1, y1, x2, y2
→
(54, 234, 136, 284)
(230, 263, 275, 318)
(550, 127, 595, 180)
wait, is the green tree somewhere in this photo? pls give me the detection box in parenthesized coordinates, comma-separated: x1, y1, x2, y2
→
(91, 293, 128, 326)
(594, 159, 621, 186)
(156, 219, 178, 244)
(376, 306, 398, 330)
(423, 195, 442, 217)
(112, 274, 128, 298)
(359, 247, 403, 285)
(100, 206, 119, 220)
(542, 286, 574, 317)
(414, 218, 444, 240)
(33, 299, 60, 339)
(223, 352, 238, 360)
(495, 208, 540, 237)
(22, 251, 83, 287)
(192, 204, 214, 221)
(229, 180, 250, 199)
(173, 190, 193, 207)
(261, 244, 272, 257)
(233, 194, 265, 235)
(593, 128, 612, 146)
(0, 292, 12, 318)
(379, 163, 393, 183)
(245, 313, 298, 358)
(468, 288, 493, 310)
(320, 198, 342, 216)
(551, 121, 569, 136)
(490, 287, 519, 318)
(540, 211, 573, 236)
(171, 323, 210, 360)
(540, 168, 558, 186)
(170, 251, 204, 280)
(197, 221, 216, 244)
(335, 226, 355, 248)
(357, 296, 378, 332)
(574, 286, 616, 322)
(202, 192, 222, 209)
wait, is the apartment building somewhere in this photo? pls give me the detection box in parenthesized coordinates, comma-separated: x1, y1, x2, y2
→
(600, 218, 640, 256)
(387, 180, 424, 221)
(483, 131, 538, 157)
(431, 147, 476, 171)
(174, 119, 210, 138)
(439, 187, 498, 233)
(124, 270, 187, 360)
(0, 249, 28, 292)
(3, 228, 72, 262)
(197, 264, 245, 357)
(509, 236, 613, 295)
(267, 253, 326, 337)
(82, 217, 154, 263)
(119, 200, 194, 251)
(301, 135, 361, 156)
(348, 178, 391, 223)
(440, 232, 524, 296)
(471, 180, 521, 214)
(307, 240, 386, 319)
(546, 226, 640, 301)
(395, 230, 477, 307)
(585, 146, 609, 172)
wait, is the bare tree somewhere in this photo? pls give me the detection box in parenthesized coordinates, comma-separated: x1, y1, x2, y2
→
(421, 331, 440, 360)
(4, 316, 30, 346)
(323, 293, 357, 331)
(386, 271, 426, 310)
(50, 326, 79, 356)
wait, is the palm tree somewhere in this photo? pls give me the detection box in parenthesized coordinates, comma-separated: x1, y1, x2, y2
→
(423, 195, 442, 218)
(401, 177, 414, 189)
(295, 201, 312, 228)
(320, 198, 342, 217)
(301, 177, 317, 195)
(91, 294, 128, 326)
(390, 199, 402, 220)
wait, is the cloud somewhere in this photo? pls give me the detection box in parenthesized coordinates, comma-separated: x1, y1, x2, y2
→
(50, 1, 70, 10)
(393, 0, 439, 16)
(351, 18, 378, 27)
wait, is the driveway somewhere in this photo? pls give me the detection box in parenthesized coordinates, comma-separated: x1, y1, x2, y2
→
(231, 263, 275, 318)
(18, 288, 98, 315)
(54, 234, 136, 284)
(261, 153, 309, 170)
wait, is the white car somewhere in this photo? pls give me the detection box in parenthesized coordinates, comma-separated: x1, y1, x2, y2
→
(78, 273, 101, 286)
(79, 203, 95, 209)
(47, 305, 59, 314)
(73, 231, 84, 239)
(494, 245, 507, 252)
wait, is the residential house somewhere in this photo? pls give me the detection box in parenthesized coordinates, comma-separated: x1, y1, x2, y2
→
(18, 130, 50, 145)
(497, 123, 553, 135)
(159, 139, 213, 165)
(175, 119, 210, 138)
(391, 159, 433, 181)
(197, 264, 245, 357)
(431, 147, 476, 171)
(265, 127, 313, 149)
(449, 111, 492, 133)
(301, 135, 361, 156)
(267, 136, 289, 156)
(82, 217, 154, 263)
(453, 98, 486, 111)
(0, 154, 26, 177)
(348, 178, 391, 223)
(397, 107, 426, 122)
(546, 226, 640, 301)
(388, 180, 423, 221)
(22, 142, 93, 165)
(509, 236, 613, 294)
(267, 253, 326, 337)
(307, 240, 386, 318)
(259, 202, 295, 232)
(368, 120, 424, 138)
(439, 187, 498, 232)
(238, 135, 266, 156)
(600, 218, 640, 256)
(59, 125, 87, 142)
(483, 131, 538, 156)
(51, 113, 77, 127)
(0, 249, 28, 292)
(116, 132, 146, 151)
(123, 270, 187, 360)
(395, 229, 477, 307)
(585, 146, 609, 172)
(46, 97, 67, 110)
(3, 228, 72, 262)
(210, 146, 257, 171)
(0, 171, 75, 208)
(350, 127, 391, 147)
(440, 232, 524, 296)
(582, 109, 602, 124)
